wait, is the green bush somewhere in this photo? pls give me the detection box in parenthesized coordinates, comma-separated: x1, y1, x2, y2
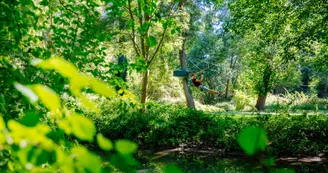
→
(92, 103, 328, 156)
(234, 90, 252, 111)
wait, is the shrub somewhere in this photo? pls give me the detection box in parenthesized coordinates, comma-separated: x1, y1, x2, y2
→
(234, 90, 252, 111)
(91, 102, 328, 156)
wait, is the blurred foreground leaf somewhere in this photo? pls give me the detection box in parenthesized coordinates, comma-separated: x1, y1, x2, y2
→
(237, 126, 268, 155)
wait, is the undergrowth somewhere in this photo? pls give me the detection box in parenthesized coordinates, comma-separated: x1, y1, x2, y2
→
(87, 102, 328, 156)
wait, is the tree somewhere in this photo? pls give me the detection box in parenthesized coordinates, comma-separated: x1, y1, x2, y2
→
(104, 0, 181, 107)
(176, 0, 195, 108)
(179, 31, 196, 108)
(282, 0, 327, 97)
(305, 43, 328, 97)
(226, 0, 327, 110)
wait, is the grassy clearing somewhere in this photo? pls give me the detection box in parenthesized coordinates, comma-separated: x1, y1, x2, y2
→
(171, 92, 328, 116)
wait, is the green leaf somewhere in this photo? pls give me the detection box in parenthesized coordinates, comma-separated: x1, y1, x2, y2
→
(71, 146, 102, 173)
(39, 0, 49, 6)
(237, 126, 268, 155)
(69, 75, 90, 94)
(78, 95, 100, 113)
(97, 134, 113, 151)
(32, 149, 50, 166)
(175, 26, 181, 33)
(43, 51, 51, 58)
(14, 83, 38, 103)
(146, 36, 157, 47)
(109, 153, 138, 172)
(162, 164, 183, 173)
(90, 79, 117, 98)
(57, 119, 72, 135)
(32, 57, 79, 78)
(31, 84, 61, 112)
(141, 22, 150, 32)
(115, 140, 138, 155)
(270, 168, 295, 173)
(263, 157, 276, 167)
(162, 20, 168, 29)
(171, 29, 176, 35)
(58, 114, 96, 141)
(20, 111, 41, 127)
(0, 94, 5, 104)
(70, 114, 95, 142)
(0, 116, 5, 130)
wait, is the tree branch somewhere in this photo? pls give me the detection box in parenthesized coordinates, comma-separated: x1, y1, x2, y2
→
(59, 0, 79, 16)
(144, 0, 151, 58)
(148, 27, 168, 65)
(127, 0, 141, 56)
(137, 0, 146, 58)
(122, 5, 139, 19)
(129, 35, 141, 54)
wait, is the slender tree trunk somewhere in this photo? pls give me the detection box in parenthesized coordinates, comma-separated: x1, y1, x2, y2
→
(138, 0, 148, 106)
(141, 70, 149, 104)
(233, 75, 238, 89)
(255, 65, 272, 111)
(128, 0, 168, 108)
(181, 74, 195, 108)
(225, 79, 230, 98)
(179, 35, 195, 109)
(176, 0, 194, 109)
(225, 55, 235, 98)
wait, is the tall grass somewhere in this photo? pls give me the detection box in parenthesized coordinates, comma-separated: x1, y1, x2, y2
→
(265, 91, 328, 113)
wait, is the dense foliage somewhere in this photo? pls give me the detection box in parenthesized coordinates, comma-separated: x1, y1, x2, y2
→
(91, 103, 328, 156)
(1, 0, 327, 172)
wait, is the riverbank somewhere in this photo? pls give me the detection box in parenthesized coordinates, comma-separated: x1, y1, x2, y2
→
(134, 147, 328, 173)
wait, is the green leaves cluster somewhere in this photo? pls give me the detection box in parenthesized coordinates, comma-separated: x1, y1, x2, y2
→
(33, 57, 117, 113)
(0, 0, 118, 119)
(0, 57, 139, 172)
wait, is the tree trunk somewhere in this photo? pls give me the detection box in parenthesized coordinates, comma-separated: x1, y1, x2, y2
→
(226, 54, 235, 98)
(323, 82, 328, 98)
(255, 94, 267, 111)
(140, 70, 149, 104)
(179, 35, 195, 109)
(255, 65, 272, 111)
(233, 75, 238, 89)
(225, 79, 230, 98)
(301, 66, 311, 93)
(138, 0, 148, 107)
(182, 76, 195, 108)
